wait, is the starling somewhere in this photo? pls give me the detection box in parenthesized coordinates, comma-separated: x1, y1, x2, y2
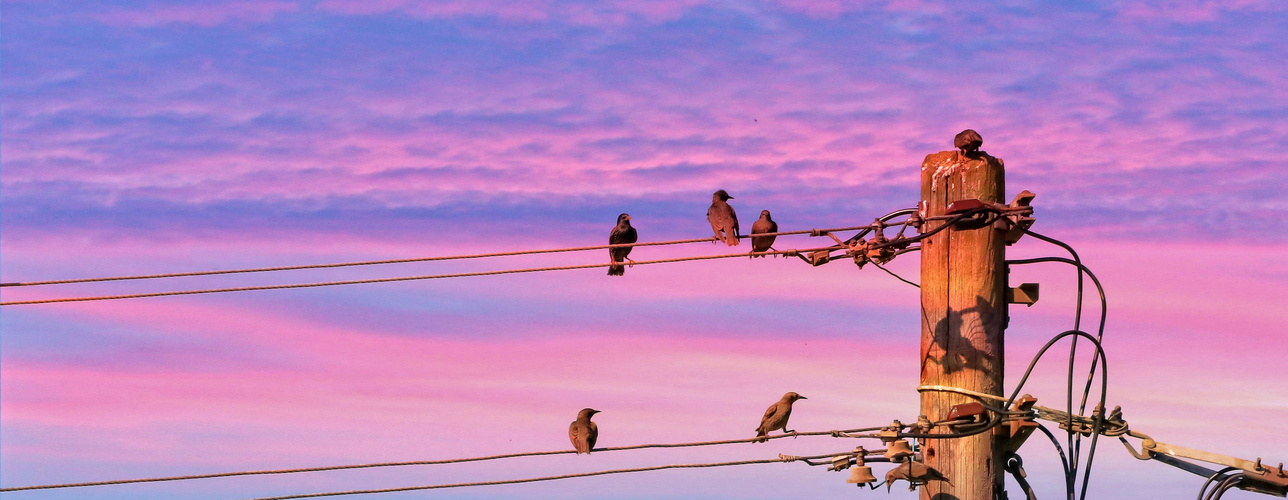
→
(750, 210, 777, 256)
(954, 129, 983, 156)
(754, 392, 806, 442)
(885, 460, 951, 492)
(608, 213, 637, 276)
(569, 408, 600, 454)
(707, 190, 740, 246)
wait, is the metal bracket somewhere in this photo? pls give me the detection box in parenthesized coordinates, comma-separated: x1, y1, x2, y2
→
(999, 190, 1037, 245)
(1000, 395, 1040, 454)
(1120, 431, 1288, 496)
(1004, 454, 1038, 500)
(1006, 283, 1040, 306)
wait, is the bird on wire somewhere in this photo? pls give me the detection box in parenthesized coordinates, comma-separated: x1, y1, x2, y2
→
(569, 408, 601, 454)
(754, 392, 806, 442)
(607, 213, 637, 276)
(886, 460, 951, 492)
(707, 189, 740, 246)
(954, 129, 983, 158)
(749, 210, 777, 257)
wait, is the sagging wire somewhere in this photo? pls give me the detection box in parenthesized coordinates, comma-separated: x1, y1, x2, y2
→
(240, 452, 850, 500)
(0, 226, 874, 289)
(0, 246, 837, 306)
(0, 426, 884, 492)
(870, 260, 919, 288)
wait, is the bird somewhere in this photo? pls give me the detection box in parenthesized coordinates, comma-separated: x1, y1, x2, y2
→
(569, 408, 600, 454)
(707, 190, 740, 246)
(954, 129, 983, 156)
(607, 213, 637, 276)
(750, 210, 777, 257)
(754, 392, 806, 442)
(885, 460, 951, 492)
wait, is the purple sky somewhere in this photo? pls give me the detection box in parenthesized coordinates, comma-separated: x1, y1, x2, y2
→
(2, 1, 1286, 499)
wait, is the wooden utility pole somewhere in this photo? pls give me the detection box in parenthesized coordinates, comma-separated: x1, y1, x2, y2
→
(919, 134, 1007, 500)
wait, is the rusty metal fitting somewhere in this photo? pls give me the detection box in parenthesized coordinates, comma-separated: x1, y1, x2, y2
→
(809, 249, 831, 266)
(908, 209, 924, 230)
(879, 420, 903, 443)
(870, 218, 888, 242)
(851, 241, 871, 269)
(946, 402, 986, 423)
(913, 415, 934, 434)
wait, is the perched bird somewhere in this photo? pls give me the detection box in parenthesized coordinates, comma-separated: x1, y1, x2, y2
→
(569, 408, 600, 454)
(885, 460, 951, 492)
(754, 392, 806, 442)
(707, 190, 740, 246)
(954, 129, 983, 156)
(607, 213, 638, 276)
(750, 210, 777, 256)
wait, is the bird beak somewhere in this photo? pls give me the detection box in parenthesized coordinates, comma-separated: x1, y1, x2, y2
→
(798, 396, 807, 399)
(624, 216, 630, 221)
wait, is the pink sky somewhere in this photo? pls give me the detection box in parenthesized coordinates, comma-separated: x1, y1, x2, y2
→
(3, 1, 1286, 499)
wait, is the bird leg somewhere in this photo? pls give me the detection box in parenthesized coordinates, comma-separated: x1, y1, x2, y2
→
(626, 258, 636, 267)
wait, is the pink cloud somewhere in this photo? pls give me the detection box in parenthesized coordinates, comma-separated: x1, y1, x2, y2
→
(92, 2, 300, 27)
(1119, 0, 1286, 22)
(315, 0, 704, 25)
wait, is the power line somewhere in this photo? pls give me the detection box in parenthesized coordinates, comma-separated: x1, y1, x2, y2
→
(0, 246, 835, 306)
(241, 452, 845, 500)
(2, 207, 1025, 307)
(0, 427, 882, 492)
(0, 225, 879, 288)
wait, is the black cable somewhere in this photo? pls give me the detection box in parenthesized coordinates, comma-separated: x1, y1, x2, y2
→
(1007, 253, 1110, 498)
(1198, 467, 1240, 500)
(1035, 423, 1074, 500)
(1005, 453, 1039, 500)
(870, 261, 919, 288)
(1003, 330, 1108, 500)
(844, 208, 917, 245)
(822, 205, 1005, 268)
(1021, 230, 1086, 487)
(1208, 473, 1244, 500)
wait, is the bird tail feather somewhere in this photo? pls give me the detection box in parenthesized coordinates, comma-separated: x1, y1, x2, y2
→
(608, 264, 624, 276)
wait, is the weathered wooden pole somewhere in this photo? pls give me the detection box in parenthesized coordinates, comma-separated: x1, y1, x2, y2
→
(919, 130, 1007, 500)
